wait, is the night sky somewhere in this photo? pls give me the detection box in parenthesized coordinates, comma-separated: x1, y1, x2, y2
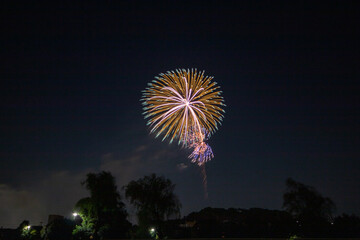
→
(1, 1, 359, 228)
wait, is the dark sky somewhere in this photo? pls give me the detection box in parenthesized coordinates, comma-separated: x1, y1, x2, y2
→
(1, 1, 359, 228)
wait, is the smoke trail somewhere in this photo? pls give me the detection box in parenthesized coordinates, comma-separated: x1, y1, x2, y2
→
(201, 164, 208, 199)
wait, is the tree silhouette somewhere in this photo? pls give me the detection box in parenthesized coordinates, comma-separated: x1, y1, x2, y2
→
(73, 198, 96, 239)
(41, 218, 74, 240)
(283, 178, 335, 236)
(73, 171, 130, 239)
(16, 220, 38, 240)
(185, 207, 296, 238)
(124, 173, 181, 238)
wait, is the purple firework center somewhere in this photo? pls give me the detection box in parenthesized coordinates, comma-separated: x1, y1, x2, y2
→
(189, 141, 214, 166)
(186, 126, 214, 166)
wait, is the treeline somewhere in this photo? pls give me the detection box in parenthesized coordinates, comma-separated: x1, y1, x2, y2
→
(1, 172, 360, 240)
(169, 207, 360, 238)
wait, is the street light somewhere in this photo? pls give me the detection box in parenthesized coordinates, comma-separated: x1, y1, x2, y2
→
(24, 225, 31, 230)
(149, 227, 156, 238)
(73, 212, 79, 218)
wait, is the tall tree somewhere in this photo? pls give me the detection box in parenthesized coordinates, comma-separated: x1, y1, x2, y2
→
(283, 178, 335, 220)
(82, 172, 121, 209)
(73, 171, 130, 240)
(17, 220, 38, 240)
(124, 173, 181, 238)
(283, 178, 336, 236)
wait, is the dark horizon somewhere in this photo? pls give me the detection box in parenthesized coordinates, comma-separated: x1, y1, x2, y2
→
(1, 1, 359, 228)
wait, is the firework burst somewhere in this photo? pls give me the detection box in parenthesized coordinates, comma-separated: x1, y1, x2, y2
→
(141, 68, 225, 198)
(141, 68, 225, 145)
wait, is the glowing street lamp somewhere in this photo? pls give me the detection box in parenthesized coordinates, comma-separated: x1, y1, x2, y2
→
(72, 212, 79, 218)
(149, 227, 156, 238)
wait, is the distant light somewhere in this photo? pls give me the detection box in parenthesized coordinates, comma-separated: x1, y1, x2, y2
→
(73, 212, 79, 217)
(24, 225, 31, 230)
(150, 228, 155, 233)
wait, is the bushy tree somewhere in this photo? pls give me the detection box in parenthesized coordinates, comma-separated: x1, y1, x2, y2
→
(283, 178, 335, 220)
(283, 178, 336, 236)
(72, 198, 96, 239)
(73, 171, 130, 239)
(17, 220, 38, 240)
(124, 173, 181, 238)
